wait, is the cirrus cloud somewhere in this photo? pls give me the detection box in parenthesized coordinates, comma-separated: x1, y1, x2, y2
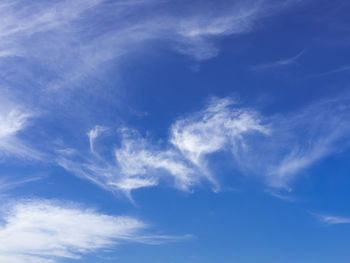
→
(0, 199, 186, 263)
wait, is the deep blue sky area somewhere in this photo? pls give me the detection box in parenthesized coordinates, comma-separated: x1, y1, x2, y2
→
(0, 0, 350, 262)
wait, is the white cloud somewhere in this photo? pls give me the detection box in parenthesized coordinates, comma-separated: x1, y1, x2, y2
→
(53, 94, 350, 196)
(0, 199, 182, 263)
(310, 64, 350, 78)
(251, 49, 305, 71)
(313, 213, 350, 225)
(224, 96, 350, 190)
(57, 98, 268, 195)
(57, 128, 196, 197)
(172, 1, 266, 60)
(0, 176, 45, 193)
(115, 128, 196, 192)
(266, 98, 350, 188)
(171, 97, 268, 167)
(0, 109, 30, 138)
(0, 0, 298, 100)
(0, 0, 102, 38)
(0, 97, 42, 160)
(88, 125, 107, 153)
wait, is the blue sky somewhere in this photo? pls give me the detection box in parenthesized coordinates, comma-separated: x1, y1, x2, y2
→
(1, 0, 350, 262)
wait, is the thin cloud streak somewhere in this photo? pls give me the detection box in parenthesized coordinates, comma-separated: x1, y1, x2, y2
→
(312, 213, 350, 225)
(88, 126, 107, 153)
(251, 49, 305, 71)
(309, 64, 350, 78)
(0, 176, 45, 192)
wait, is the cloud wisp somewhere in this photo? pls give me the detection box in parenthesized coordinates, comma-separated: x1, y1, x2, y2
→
(309, 64, 350, 78)
(312, 213, 350, 225)
(0, 0, 299, 102)
(56, 98, 267, 195)
(0, 0, 307, 196)
(88, 125, 107, 153)
(251, 49, 305, 71)
(170, 97, 268, 186)
(0, 95, 43, 161)
(0, 199, 186, 263)
(56, 95, 350, 196)
(1, 92, 348, 197)
(231, 96, 350, 189)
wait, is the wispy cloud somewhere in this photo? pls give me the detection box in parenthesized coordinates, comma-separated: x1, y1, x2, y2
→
(0, 0, 304, 187)
(63, 95, 350, 194)
(264, 97, 350, 188)
(88, 126, 107, 153)
(251, 49, 305, 71)
(264, 189, 298, 202)
(170, 97, 268, 187)
(56, 97, 268, 195)
(0, 176, 45, 193)
(312, 213, 350, 225)
(0, 199, 187, 263)
(0, 96, 43, 160)
(57, 128, 198, 198)
(0, 0, 298, 102)
(169, 95, 350, 191)
(309, 64, 350, 78)
(115, 128, 196, 192)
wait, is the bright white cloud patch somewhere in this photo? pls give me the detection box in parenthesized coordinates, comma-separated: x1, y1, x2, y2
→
(0, 199, 177, 263)
(171, 97, 268, 167)
(57, 128, 197, 197)
(0, 109, 29, 138)
(0, 98, 42, 160)
(114, 128, 196, 192)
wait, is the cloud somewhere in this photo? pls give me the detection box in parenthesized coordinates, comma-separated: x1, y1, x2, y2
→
(251, 49, 305, 71)
(0, 176, 45, 193)
(0, 199, 184, 263)
(170, 97, 268, 186)
(0, 0, 102, 38)
(0, 108, 29, 138)
(264, 97, 350, 188)
(57, 97, 268, 195)
(14, 91, 343, 196)
(57, 128, 197, 198)
(215, 96, 350, 190)
(312, 213, 350, 225)
(0, 96, 42, 160)
(0, 0, 301, 167)
(88, 125, 107, 153)
(171, 1, 267, 60)
(0, 0, 298, 104)
(309, 64, 350, 78)
(115, 128, 196, 191)
(171, 98, 268, 165)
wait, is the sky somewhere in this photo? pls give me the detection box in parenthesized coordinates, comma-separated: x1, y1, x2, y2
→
(0, 0, 350, 262)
